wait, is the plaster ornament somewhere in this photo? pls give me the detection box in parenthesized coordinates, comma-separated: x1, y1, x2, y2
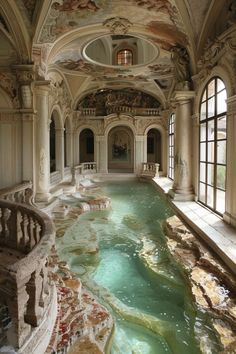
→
(103, 17, 132, 34)
(171, 46, 190, 88)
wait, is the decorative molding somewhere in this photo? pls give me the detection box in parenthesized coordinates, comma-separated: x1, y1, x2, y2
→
(103, 17, 132, 34)
(49, 78, 72, 117)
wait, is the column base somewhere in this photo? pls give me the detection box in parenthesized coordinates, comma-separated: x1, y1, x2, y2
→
(35, 192, 52, 203)
(168, 188, 195, 201)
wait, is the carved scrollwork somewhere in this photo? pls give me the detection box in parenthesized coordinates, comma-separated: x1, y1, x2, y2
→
(103, 17, 132, 34)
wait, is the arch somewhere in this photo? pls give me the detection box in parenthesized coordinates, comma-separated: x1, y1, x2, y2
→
(146, 128, 162, 167)
(108, 125, 134, 173)
(49, 108, 64, 175)
(79, 128, 94, 163)
(198, 76, 227, 215)
(144, 123, 167, 175)
(195, 66, 234, 113)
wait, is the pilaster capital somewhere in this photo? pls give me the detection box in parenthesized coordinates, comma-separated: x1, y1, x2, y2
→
(173, 90, 195, 103)
(12, 64, 35, 85)
(34, 80, 51, 95)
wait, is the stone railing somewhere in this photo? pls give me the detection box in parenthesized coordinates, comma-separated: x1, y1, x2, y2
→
(106, 106, 160, 116)
(71, 164, 82, 186)
(81, 162, 97, 174)
(140, 162, 160, 178)
(0, 181, 35, 206)
(0, 199, 56, 353)
(79, 107, 160, 117)
(79, 108, 96, 116)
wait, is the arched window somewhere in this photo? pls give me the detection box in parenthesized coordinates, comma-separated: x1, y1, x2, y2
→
(199, 77, 227, 215)
(168, 113, 175, 180)
(117, 49, 133, 66)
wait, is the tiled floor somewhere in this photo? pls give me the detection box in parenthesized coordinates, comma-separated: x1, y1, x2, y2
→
(153, 177, 236, 275)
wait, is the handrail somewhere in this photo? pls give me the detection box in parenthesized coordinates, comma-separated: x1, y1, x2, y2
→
(141, 162, 160, 178)
(0, 198, 55, 350)
(0, 181, 35, 206)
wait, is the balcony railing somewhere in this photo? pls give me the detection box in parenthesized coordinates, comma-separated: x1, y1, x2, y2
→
(0, 186, 56, 353)
(140, 162, 160, 178)
(0, 181, 35, 206)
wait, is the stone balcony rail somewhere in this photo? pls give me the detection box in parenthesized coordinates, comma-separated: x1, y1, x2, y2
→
(78, 107, 160, 117)
(0, 198, 56, 353)
(0, 181, 35, 206)
(81, 162, 97, 174)
(140, 162, 160, 178)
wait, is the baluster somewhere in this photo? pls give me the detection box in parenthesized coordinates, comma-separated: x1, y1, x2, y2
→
(21, 212, 30, 250)
(25, 270, 43, 326)
(6, 278, 31, 348)
(16, 210, 23, 249)
(27, 216, 35, 250)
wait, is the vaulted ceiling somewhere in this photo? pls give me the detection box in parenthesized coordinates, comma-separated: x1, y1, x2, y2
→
(0, 0, 234, 105)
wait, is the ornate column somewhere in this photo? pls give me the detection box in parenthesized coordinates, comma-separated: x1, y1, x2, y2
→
(169, 91, 195, 200)
(223, 95, 236, 226)
(66, 127, 74, 168)
(34, 81, 52, 202)
(135, 135, 145, 174)
(96, 135, 108, 173)
(55, 127, 64, 180)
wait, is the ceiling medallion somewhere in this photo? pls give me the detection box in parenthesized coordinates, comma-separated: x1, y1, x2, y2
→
(103, 17, 132, 35)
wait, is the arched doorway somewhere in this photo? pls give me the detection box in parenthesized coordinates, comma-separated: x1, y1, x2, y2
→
(147, 128, 162, 169)
(108, 126, 134, 172)
(79, 129, 94, 163)
(49, 116, 56, 173)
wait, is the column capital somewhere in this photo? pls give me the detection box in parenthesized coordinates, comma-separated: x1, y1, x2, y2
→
(12, 64, 35, 84)
(173, 90, 195, 102)
(34, 80, 51, 94)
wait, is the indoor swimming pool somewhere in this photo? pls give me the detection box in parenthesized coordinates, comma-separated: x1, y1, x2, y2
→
(56, 180, 221, 354)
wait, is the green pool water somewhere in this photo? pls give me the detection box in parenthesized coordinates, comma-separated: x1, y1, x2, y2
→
(56, 180, 221, 354)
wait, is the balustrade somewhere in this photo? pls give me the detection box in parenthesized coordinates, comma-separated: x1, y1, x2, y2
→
(141, 162, 159, 178)
(81, 162, 97, 173)
(0, 181, 35, 206)
(0, 199, 55, 352)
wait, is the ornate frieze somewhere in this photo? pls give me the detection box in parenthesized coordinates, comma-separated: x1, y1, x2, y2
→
(49, 78, 72, 117)
(103, 17, 132, 34)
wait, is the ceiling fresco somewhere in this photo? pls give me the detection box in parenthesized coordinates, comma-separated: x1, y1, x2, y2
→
(38, 0, 187, 44)
(77, 88, 161, 116)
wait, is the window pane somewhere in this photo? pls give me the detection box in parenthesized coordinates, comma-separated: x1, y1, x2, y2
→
(217, 116, 226, 137)
(207, 185, 214, 208)
(207, 97, 215, 118)
(202, 89, 206, 101)
(208, 79, 215, 98)
(207, 163, 214, 186)
(200, 162, 206, 182)
(217, 78, 225, 93)
(216, 189, 225, 214)
(216, 165, 226, 190)
(200, 142, 206, 161)
(200, 102, 206, 120)
(200, 122, 206, 141)
(207, 142, 214, 162)
(199, 183, 205, 203)
(207, 120, 215, 140)
(217, 90, 227, 114)
(217, 141, 226, 164)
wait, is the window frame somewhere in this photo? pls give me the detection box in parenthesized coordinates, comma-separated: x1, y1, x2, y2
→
(168, 113, 175, 180)
(199, 77, 227, 215)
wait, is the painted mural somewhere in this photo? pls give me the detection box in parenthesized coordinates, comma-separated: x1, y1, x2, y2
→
(112, 131, 130, 161)
(77, 88, 161, 115)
